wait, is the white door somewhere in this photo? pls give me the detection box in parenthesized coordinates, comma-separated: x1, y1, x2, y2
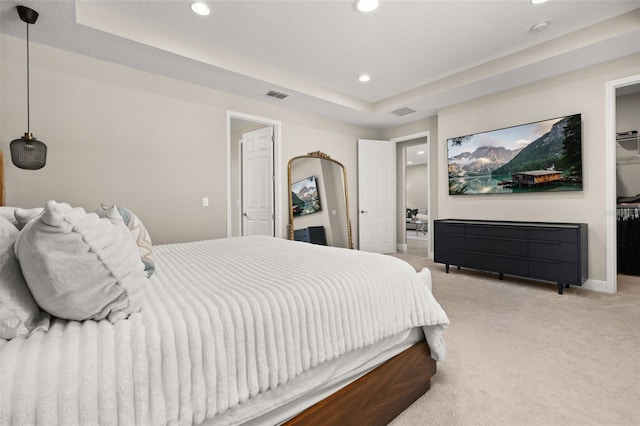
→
(241, 126, 274, 236)
(358, 139, 396, 253)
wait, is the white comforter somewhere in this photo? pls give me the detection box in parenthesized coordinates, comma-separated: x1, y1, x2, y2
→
(1, 236, 449, 426)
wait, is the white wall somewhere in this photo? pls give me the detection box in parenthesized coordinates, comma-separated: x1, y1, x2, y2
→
(615, 92, 640, 198)
(437, 54, 640, 283)
(0, 35, 376, 244)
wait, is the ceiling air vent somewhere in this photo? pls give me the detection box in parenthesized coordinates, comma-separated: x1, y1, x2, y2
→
(265, 89, 290, 100)
(391, 107, 416, 117)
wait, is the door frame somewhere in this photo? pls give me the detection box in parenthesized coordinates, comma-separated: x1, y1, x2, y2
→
(605, 74, 640, 294)
(226, 111, 283, 239)
(391, 131, 431, 257)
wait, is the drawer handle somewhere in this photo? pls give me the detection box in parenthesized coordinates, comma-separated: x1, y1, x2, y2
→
(532, 258, 561, 264)
(532, 240, 561, 245)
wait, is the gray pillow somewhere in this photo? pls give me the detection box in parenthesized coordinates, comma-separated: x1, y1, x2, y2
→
(14, 201, 147, 323)
(0, 215, 50, 340)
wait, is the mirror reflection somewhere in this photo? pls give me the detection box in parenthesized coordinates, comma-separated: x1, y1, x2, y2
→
(288, 151, 353, 249)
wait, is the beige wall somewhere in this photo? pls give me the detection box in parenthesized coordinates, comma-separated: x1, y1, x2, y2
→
(406, 164, 428, 210)
(4, 31, 638, 274)
(437, 54, 640, 283)
(0, 35, 376, 244)
(615, 92, 640, 197)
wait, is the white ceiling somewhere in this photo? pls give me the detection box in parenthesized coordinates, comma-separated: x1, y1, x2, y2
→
(406, 143, 429, 166)
(1, 0, 639, 129)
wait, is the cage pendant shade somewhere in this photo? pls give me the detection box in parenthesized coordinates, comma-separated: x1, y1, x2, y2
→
(11, 5, 48, 170)
(10, 134, 47, 170)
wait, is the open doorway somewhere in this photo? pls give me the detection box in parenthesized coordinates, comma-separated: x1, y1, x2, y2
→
(605, 74, 640, 293)
(404, 143, 429, 256)
(394, 133, 431, 258)
(226, 112, 283, 239)
(613, 82, 640, 289)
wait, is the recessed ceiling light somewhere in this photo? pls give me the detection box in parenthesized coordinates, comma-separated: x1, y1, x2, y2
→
(407, 161, 413, 165)
(417, 151, 425, 155)
(356, 0, 379, 13)
(531, 21, 550, 32)
(359, 74, 371, 83)
(531, 0, 548, 4)
(191, 2, 210, 16)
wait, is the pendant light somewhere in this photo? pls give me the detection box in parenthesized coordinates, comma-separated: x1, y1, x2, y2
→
(10, 5, 47, 170)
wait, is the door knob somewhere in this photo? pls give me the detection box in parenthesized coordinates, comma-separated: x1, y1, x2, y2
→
(360, 210, 368, 214)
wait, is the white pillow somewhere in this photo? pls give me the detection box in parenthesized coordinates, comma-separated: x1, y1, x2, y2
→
(96, 204, 155, 278)
(0, 215, 50, 339)
(0, 206, 18, 228)
(14, 207, 44, 230)
(14, 201, 146, 323)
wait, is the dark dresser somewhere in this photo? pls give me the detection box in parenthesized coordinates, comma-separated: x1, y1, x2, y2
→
(434, 219, 588, 294)
(294, 226, 327, 246)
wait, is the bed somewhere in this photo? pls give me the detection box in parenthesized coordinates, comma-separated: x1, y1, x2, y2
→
(1, 200, 449, 425)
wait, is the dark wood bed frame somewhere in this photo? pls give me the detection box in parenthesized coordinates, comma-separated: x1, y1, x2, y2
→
(285, 340, 436, 426)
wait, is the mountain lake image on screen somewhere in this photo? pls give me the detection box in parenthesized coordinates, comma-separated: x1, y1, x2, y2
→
(447, 113, 582, 195)
(291, 175, 322, 216)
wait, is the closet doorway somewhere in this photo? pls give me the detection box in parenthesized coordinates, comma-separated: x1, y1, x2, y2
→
(614, 83, 640, 286)
(605, 75, 640, 293)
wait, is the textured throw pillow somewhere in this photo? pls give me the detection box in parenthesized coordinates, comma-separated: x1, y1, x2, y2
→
(0, 215, 50, 340)
(14, 201, 146, 323)
(14, 207, 44, 230)
(96, 204, 155, 278)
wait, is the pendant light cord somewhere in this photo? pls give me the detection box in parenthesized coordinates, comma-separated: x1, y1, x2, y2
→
(26, 21, 30, 135)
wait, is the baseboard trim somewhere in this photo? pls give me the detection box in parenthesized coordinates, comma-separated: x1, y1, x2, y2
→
(397, 243, 407, 252)
(580, 278, 613, 294)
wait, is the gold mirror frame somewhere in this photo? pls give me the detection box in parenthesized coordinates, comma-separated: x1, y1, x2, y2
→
(287, 151, 353, 249)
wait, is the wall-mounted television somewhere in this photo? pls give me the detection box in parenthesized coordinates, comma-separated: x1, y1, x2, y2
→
(447, 113, 582, 195)
(291, 175, 321, 216)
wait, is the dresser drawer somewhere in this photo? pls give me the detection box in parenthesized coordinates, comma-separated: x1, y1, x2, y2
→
(466, 236, 527, 257)
(465, 252, 528, 276)
(528, 227, 577, 242)
(294, 228, 310, 241)
(529, 241, 577, 262)
(436, 222, 465, 235)
(466, 225, 527, 240)
(436, 234, 465, 249)
(528, 259, 579, 284)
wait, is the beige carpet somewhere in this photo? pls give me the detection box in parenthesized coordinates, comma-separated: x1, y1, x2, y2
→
(388, 254, 640, 426)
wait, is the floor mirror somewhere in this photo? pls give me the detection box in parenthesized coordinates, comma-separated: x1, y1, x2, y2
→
(287, 151, 353, 249)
